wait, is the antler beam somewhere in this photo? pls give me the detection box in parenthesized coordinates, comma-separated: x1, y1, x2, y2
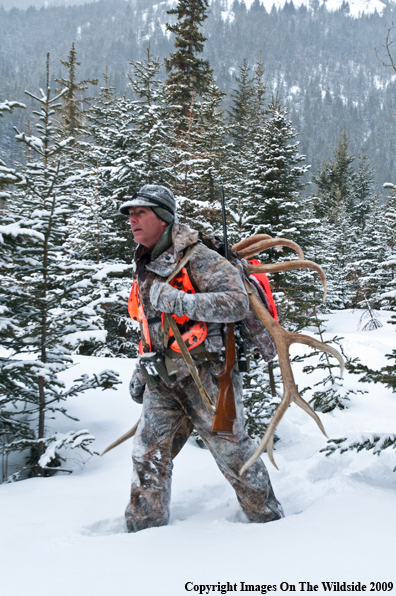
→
(232, 234, 272, 252)
(247, 261, 327, 300)
(236, 238, 304, 260)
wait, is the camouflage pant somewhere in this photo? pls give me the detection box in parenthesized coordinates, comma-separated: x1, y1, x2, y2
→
(125, 363, 284, 532)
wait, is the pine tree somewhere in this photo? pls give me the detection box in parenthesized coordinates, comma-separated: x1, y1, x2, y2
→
(171, 85, 229, 233)
(55, 43, 98, 141)
(1, 55, 119, 481)
(241, 98, 311, 329)
(125, 43, 172, 187)
(0, 220, 45, 483)
(312, 130, 355, 222)
(352, 150, 374, 229)
(80, 70, 135, 262)
(347, 193, 389, 314)
(226, 57, 266, 245)
(242, 356, 281, 442)
(65, 72, 138, 356)
(322, 202, 359, 310)
(301, 311, 357, 413)
(164, 0, 213, 122)
(227, 59, 255, 152)
(243, 98, 309, 241)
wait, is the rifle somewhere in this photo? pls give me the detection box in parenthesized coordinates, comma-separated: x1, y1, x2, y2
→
(211, 187, 237, 434)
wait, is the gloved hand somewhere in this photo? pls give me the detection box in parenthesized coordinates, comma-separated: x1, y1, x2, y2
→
(129, 361, 146, 404)
(149, 279, 185, 316)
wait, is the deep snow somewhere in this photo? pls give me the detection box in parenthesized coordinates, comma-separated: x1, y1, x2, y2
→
(0, 310, 395, 596)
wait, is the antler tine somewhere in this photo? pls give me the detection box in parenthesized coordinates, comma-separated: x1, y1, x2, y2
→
(240, 390, 292, 475)
(237, 238, 304, 260)
(232, 234, 272, 252)
(247, 260, 327, 301)
(293, 393, 327, 436)
(292, 331, 345, 376)
(100, 419, 139, 456)
(239, 280, 344, 476)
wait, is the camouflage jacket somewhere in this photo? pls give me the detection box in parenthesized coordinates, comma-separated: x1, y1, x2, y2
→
(133, 222, 249, 380)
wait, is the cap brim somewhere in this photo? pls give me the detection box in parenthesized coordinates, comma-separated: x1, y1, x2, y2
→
(119, 198, 157, 216)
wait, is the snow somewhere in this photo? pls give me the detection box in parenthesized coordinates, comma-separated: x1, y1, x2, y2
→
(1, 310, 395, 595)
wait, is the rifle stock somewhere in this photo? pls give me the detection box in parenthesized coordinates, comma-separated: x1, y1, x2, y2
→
(211, 322, 237, 434)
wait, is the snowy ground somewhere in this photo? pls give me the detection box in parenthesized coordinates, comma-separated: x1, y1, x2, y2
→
(1, 310, 395, 596)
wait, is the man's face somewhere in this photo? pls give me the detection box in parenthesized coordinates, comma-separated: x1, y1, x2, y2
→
(128, 206, 167, 250)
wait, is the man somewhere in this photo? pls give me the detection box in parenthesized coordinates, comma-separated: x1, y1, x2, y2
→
(119, 184, 283, 532)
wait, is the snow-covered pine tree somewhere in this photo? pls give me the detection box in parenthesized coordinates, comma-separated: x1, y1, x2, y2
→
(226, 57, 264, 245)
(243, 97, 309, 242)
(347, 186, 396, 392)
(346, 192, 388, 320)
(127, 43, 172, 187)
(352, 150, 374, 230)
(381, 184, 396, 310)
(0, 100, 38, 482)
(320, 201, 359, 310)
(64, 71, 137, 356)
(2, 55, 120, 480)
(163, 0, 229, 232)
(0, 222, 46, 483)
(170, 85, 229, 233)
(241, 98, 311, 330)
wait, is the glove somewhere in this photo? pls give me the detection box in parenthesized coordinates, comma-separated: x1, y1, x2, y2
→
(129, 362, 146, 404)
(149, 279, 185, 316)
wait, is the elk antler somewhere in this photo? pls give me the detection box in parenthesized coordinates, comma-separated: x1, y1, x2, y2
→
(232, 234, 272, 252)
(247, 261, 327, 300)
(236, 238, 304, 260)
(100, 419, 140, 456)
(239, 279, 344, 476)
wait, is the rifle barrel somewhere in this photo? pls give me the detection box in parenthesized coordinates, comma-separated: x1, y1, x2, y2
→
(220, 186, 229, 260)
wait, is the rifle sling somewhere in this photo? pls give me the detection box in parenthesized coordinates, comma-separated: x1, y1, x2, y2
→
(163, 244, 215, 413)
(164, 314, 215, 413)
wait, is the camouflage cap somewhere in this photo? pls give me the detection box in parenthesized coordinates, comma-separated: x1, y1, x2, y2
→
(119, 184, 176, 223)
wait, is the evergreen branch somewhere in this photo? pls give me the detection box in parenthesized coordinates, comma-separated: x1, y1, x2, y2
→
(321, 433, 396, 471)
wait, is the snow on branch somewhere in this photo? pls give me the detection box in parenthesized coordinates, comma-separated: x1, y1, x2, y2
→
(321, 433, 396, 471)
(0, 100, 26, 116)
(0, 222, 44, 244)
(38, 430, 97, 468)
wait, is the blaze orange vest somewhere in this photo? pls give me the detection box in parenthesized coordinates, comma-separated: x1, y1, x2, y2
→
(128, 268, 207, 355)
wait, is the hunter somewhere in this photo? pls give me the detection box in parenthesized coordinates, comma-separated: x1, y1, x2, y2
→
(120, 184, 284, 532)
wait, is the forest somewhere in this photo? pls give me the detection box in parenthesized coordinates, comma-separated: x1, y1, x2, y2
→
(0, 0, 395, 483)
(2, 0, 396, 187)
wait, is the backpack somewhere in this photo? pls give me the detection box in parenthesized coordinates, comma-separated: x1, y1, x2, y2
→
(198, 233, 278, 366)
